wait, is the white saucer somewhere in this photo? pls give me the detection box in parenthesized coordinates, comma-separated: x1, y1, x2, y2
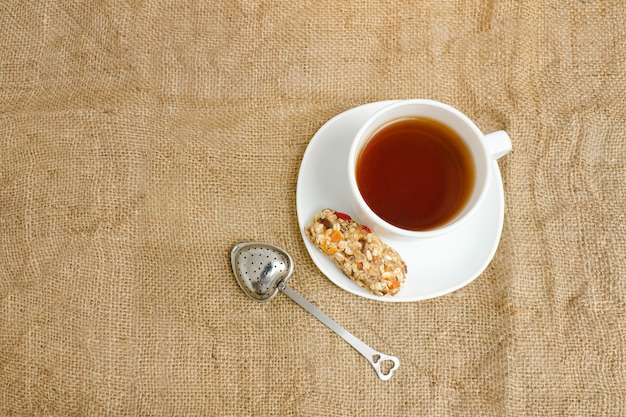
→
(296, 101, 505, 302)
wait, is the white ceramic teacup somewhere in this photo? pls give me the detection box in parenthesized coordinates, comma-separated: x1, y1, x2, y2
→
(347, 99, 511, 239)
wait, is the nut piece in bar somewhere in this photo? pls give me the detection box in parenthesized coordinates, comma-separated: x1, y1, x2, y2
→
(304, 208, 407, 296)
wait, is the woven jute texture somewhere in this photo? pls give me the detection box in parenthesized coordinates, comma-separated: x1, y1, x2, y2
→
(1, 1, 624, 416)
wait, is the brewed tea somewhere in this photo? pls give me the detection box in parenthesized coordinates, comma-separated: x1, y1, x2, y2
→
(355, 117, 475, 231)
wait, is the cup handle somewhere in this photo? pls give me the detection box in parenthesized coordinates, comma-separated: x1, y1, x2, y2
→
(483, 130, 512, 159)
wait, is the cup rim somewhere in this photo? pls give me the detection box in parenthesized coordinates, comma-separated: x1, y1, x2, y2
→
(347, 99, 492, 239)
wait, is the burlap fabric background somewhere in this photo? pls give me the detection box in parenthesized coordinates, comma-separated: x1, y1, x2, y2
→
(1, 1, 624, 416)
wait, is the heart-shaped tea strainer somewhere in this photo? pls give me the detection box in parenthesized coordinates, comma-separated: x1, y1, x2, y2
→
(231, 242, 399, 380)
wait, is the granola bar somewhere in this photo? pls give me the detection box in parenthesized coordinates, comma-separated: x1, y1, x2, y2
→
(305, 208, 407, 296)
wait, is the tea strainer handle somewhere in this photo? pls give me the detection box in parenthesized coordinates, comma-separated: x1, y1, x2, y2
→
(280, 284, 399, 380)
